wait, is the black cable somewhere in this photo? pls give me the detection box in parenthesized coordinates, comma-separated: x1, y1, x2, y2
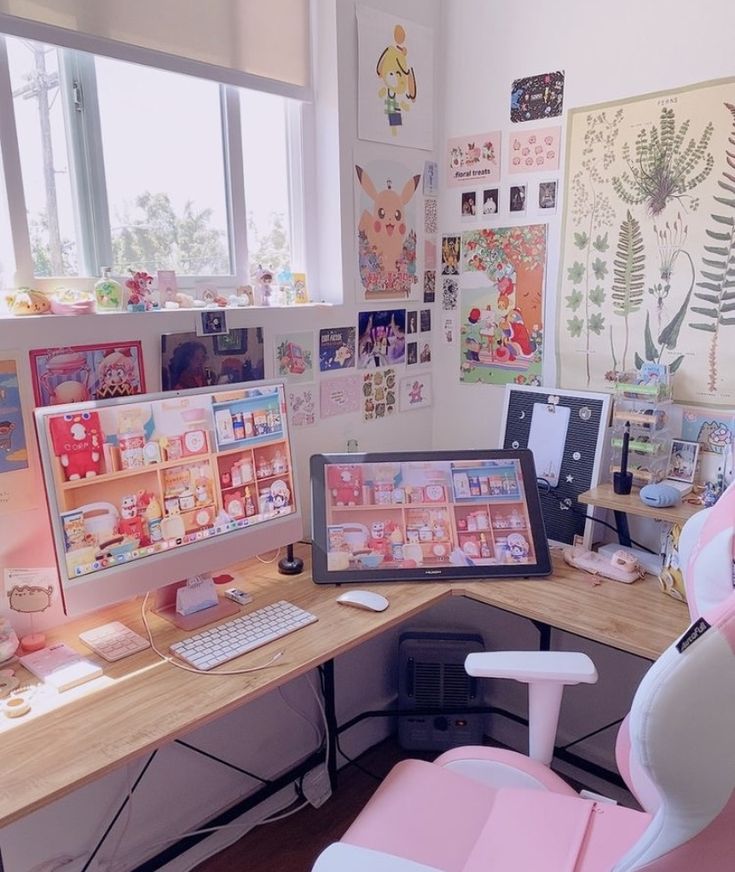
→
(558, 716, 625, 751)
(333, 733, 383, 782)
(536, 478, 657, 554)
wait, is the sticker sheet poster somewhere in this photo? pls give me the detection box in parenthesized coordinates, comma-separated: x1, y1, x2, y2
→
(511, 70, 564, 123)
(446, 132, 501, 188)
(357, 6, 434, 150)
(355, 152, 422, 301)
(556, 79, 735, 406)
(460, 225, 547, 386)
(508, 127, 560, 174)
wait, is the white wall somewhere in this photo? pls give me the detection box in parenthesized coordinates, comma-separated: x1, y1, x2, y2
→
(433, 0, 735, 449)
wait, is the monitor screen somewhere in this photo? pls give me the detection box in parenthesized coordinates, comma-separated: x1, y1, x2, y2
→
(35, 382, 302, 615)
(310, 449, 551, 584)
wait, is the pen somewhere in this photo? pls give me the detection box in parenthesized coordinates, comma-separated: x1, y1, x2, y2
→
(620, 421, 630, 478)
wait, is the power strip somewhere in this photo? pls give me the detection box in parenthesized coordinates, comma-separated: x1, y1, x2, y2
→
(302, 764, 332, 808)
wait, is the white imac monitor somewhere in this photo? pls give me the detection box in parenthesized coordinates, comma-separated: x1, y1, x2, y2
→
(35, 382, 303, 616)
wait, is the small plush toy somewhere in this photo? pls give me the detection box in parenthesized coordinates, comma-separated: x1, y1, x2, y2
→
(49, 411, 103, 481)
(118, 493, 144, 541)
(328, 465, 363, 506)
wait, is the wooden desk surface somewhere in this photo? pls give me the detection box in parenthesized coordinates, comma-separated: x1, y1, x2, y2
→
(579, 482, 703, 526)
(0, 546, 689, 828)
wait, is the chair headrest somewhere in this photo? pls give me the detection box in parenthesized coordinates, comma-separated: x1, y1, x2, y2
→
(680, 480, 735, 619)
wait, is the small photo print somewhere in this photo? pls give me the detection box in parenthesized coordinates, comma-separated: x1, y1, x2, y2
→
(461, 190, 477, 218)
(423, 160, 439, 196)
(442, 278, 459, 311)
(538, 180, 558, 211)
(667, 439, 700, 483)
(420, 309, 432, 332)
(510, 184, 527, 213)
(482, 188, 498, 216)
(407, 310, 419, 335)
(423, 270, 436, 303)
(418, 340, 432, 364)
(441, 235, 461, 275)
(198, 310, 228, 336)
(407, 341, 418, 365)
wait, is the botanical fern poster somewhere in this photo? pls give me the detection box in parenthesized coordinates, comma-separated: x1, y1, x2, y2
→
(556, 77, 735, 406)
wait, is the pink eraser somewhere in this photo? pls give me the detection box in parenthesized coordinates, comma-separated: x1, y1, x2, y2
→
(20, 633, 47, 653)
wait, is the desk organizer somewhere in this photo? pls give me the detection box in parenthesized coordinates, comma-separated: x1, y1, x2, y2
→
(610, 372, 673, 487)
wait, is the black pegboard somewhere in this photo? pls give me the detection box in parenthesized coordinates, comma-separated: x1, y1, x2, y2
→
(501, 386, 611, 546)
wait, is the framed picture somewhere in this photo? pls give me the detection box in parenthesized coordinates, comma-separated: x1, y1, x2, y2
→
(29, 341, 146, 406)
(161, 329, 264, 391)
(667, 439, 700, 483)
(197, 310, 228, 336)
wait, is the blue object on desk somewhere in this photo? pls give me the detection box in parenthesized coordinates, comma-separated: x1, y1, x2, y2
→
(640, 482, 681, 508)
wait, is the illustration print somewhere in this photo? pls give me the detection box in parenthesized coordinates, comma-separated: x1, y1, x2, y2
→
(508, 127, 560, 174)
(511, 70, 565, 123)
(446, 132, 501, 188)
(556, 79, 735, 406)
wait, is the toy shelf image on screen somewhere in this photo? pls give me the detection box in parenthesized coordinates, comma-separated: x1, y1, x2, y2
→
(35, 382, 302, 614)
(310, 449, 551, 584)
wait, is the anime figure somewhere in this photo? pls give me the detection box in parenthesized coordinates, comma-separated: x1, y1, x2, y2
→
(376, 24, 416, 135)
(507, 532, 530, 562)
(356, 167, 420, 276)
(255, 267, 275, 307)
(118, 493, 144, 542)
(49, 411, 103, 481)
(368, 521, 389, 556)
(96, 349, 137, 399)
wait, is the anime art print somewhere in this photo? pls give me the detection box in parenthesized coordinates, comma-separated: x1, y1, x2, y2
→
(511, 70, 565, 123)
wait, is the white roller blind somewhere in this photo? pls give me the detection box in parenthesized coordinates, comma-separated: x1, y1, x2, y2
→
(0, 0, 310, 95)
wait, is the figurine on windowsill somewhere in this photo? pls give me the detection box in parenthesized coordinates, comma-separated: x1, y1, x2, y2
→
(125, 270, 155, 311)
(255, 266, 274, 307)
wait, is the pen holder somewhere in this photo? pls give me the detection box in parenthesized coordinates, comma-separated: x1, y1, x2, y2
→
(613, 471, 633, 495)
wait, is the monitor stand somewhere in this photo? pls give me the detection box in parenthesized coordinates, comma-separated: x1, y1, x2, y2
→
(154, 579, 240, 631)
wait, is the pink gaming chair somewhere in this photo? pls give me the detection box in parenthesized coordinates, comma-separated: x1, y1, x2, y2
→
(313, 484, 735, 872)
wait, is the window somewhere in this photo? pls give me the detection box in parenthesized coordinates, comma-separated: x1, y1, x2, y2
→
(0, 33, 302, 285)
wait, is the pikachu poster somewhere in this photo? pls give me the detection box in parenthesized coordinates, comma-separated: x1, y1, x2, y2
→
(355, 144, 423, 301)
(357, 6, 434, 150)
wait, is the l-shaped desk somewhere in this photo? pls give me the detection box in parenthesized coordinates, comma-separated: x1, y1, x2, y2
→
(0, 545, 689, 844)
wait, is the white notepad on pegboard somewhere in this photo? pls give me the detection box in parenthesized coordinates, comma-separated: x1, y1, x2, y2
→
(20, 643, 103, 692)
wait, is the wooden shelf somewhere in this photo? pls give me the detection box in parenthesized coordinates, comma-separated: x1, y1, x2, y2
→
(578, 483, 703, 525)
(60, 454, 209, 490)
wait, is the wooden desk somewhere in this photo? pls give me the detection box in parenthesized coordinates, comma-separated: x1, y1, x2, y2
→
(0, 546, 689, 831)
(579, 483, 702, 527)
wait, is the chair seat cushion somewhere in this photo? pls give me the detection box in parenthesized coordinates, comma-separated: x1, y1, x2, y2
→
(343, 759, 650, 872)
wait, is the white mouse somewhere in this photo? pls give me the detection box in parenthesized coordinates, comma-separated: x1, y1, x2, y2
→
(336, 590, 389, 612)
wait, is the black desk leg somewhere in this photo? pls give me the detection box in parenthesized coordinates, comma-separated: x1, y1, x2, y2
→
(322, 659, 338, 789)
(613, 510, 632, 547)
(532, 620, 551, 651)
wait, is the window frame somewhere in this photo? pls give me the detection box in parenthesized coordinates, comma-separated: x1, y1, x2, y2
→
(0, 32, 306, 289)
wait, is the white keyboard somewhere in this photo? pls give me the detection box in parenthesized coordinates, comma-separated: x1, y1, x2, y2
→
(169, 600, 318, 671)
(79, 621, 151, 662)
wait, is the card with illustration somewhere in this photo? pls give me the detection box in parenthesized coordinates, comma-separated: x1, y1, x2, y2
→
(508, 127, 561, 174)
(481, 188, 499, 216)
(423, 160, 438, 195)
(0, 354, 36, 515)
(275, 332, 314, 383)
(441, 235, 461, 275)
(510, 70, 564, 122)
(399, 372, 433, 411)
(680, 408, 735, 454)
(424, 238, 437, 271)
(538, 180, 558, 212)
(424, 198, 438, 234)
(320, 374, 362, 418)
(667, 439, 700, 483)
(423, 270, 436, 303)
(447, 132, 501, 187)
(161, 330, 264, 391)
(319, 327, 356, 371)
(286, 384, 317, 427)
(30, 341, 146, 406)
(362, 368, 397, 421)
(442, 277, 459, 310)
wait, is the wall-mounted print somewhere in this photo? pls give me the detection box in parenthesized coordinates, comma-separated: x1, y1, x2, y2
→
(320, 374, 362, 418)
(423, 270, 436, 303)
(357, 7, 434, 150)
(0, 354, 36, 514)
(424, 238, 437, 270)
(161, 329, 264, 391)
(275, 332, 314, 383)
(538, 180, 558, 212)
(511, 70, 565, 123)
(420, 309, 432, 333)
(319, 327, 356, 372)
(667, 438, 700, 483)
(362, 368, 397, 421)
(510, 184, 527, 214)
(460, 225, 547, 386)
(447, 132, 501, 188)
(461, 190, 477, 219)
(441, 235, 461, 275)
(30, 342, 146, 406)
(423, 160, 439, 195)
(556, 78, 735, 407)
(442, 277, 459, 310)
(357, 309, 407, 368)
(197, 310, 228, 336)
(509, 127, 561, 174)
(286, 385, 316, 428)
(399, 372, 433, 411)
(424, 198, 438, 234)
(482, 188, 499, 216)
(407, 310, 419, 335)
(355, 147, 422, 301)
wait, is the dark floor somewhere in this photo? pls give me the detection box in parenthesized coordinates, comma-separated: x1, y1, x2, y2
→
(194, 739, 411, 872)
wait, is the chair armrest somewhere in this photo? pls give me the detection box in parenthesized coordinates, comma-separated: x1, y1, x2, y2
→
(465, 651, 597, 684)
(465, 651, 597, 766)
(312, 843, 442, 872)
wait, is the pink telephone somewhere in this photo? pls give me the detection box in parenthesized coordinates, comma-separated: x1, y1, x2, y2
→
(562, 545, 645, 584)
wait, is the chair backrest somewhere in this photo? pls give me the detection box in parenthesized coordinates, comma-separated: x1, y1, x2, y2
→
(614, 484, 735, 870)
